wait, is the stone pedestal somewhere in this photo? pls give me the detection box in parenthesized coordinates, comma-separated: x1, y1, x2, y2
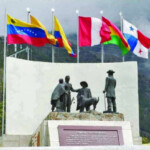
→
(47, 120, 132, 146)
(31, 112, 133, 146)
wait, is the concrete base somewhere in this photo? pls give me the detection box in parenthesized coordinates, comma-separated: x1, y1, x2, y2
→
(133, 136, 142, 145)
(31, 119, 133, 146)
(47, 120, 133, 146)
(2, 135, 31, 147)
(45, 112, 141, 145)
(31, 112, 127, 146)
(0, 146, 150, 150)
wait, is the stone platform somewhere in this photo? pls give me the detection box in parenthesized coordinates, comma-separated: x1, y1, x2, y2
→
(45, 111, 124, 121)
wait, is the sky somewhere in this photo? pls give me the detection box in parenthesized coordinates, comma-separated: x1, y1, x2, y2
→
(1, 0, 150, 36)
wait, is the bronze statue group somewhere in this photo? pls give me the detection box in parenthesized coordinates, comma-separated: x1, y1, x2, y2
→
(51, 70, 117, 113)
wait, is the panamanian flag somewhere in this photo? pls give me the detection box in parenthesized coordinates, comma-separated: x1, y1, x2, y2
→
(123, 19, 150, 59)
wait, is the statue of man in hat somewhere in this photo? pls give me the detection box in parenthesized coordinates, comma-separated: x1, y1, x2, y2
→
(103, 70, 117, 113)
(76, 81, 92, 111)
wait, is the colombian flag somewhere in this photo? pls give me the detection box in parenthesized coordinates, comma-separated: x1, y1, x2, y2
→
(7, 14, 49, 47)
(54, 16, 77, 58)
(102, 17, 130, 56)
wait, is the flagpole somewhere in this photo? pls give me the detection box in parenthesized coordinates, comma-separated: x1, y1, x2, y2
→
(51, 8, 55, 63)
(2, 8, 7, 136)
(119, 12, 124, 62)
(76, 10, 79, 63)
(26, 7, 30, 60)
(100, 10, 104, 63)
(14, 44, 17, 58)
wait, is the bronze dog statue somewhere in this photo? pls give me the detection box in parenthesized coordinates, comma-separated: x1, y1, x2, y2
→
(78, 95, 99, 112)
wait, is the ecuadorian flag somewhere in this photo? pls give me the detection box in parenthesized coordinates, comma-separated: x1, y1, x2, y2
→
(7, 14, 49, 47)
(54, 16, 77, 57)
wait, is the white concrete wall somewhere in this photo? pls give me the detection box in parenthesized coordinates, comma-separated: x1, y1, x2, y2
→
(6, 58, 140, 141)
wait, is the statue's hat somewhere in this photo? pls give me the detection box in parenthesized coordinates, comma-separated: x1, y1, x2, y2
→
(107, 70, 115, 74)
(80, 81, 88, 87)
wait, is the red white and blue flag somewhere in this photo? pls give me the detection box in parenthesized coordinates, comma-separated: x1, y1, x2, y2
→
(123, 19, 150, 59)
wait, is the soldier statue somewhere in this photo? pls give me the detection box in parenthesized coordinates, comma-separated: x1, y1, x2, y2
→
(103, 70, 117, 113)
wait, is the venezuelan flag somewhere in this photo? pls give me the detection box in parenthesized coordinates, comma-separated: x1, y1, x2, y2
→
(102, 17, 130, 56)
(54, 16, 77, 58)
(30, 15, 57, 45)
(7, 14, 49, 47)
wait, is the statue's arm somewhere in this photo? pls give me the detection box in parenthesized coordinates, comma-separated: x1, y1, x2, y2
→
(70, 84, 79, 92)
(71, 88, 80, 92)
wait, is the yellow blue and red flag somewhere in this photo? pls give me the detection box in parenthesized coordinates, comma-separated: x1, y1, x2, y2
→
(30, 15, 57, 45)
(54, 16, 77, 57)
(7, 14, 49, 47)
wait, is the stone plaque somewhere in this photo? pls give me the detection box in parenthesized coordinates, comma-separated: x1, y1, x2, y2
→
(58, 126, 124, 146)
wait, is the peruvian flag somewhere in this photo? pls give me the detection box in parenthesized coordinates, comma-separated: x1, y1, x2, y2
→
(79, 16, 111, 47)
(123, 19, 150, 59)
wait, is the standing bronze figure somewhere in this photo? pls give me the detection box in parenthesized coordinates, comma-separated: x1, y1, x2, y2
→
(103, 70, 117, 113)
(51, 79, 66, 112)
(64, 75, 76, 112)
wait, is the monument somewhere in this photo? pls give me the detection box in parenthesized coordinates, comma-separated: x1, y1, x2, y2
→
(2, 57, 142, 147)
